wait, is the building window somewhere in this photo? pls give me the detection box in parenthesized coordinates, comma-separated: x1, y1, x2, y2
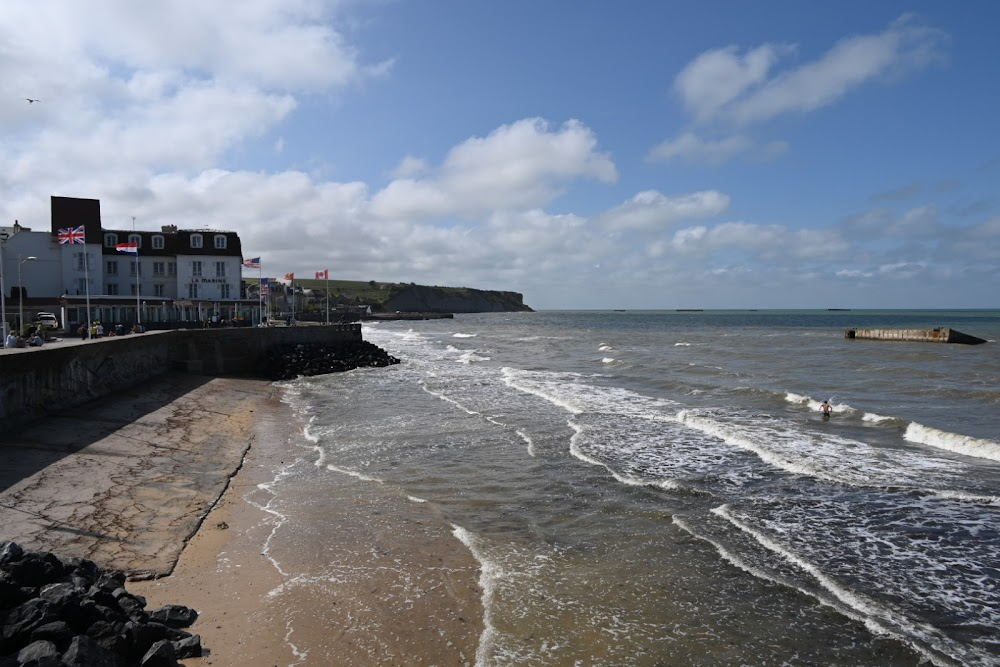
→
(76, 278, 88, 294)
(188, 284, 199, 299)
(221, 283, 231, 299)
(168, 262, 177, 276)
(214, 235, 227, 249)
(106, 284, 119, 295)
(191, 261, 202, 277)
(130, 284, 139, 296)
(215, 261, 226, 277)
(190, 234, 203, 249)
(154, 284, 165, 297)
(152, 235, 164, 250)
(104, 233, 117, 248)
(106, 260, 118, 276)
(129, 262, 142, 277)
(128, 234, 141, 248)
(153, 262, 165, 277)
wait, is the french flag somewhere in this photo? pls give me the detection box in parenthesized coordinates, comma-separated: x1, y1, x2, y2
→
(116, 242, 139, 255)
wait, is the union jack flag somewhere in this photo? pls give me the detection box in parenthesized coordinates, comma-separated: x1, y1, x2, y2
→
(58, 226, 86, 245)
(243, 257, 260, 268)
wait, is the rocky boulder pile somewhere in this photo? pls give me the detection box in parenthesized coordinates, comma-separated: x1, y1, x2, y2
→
(1, 541, 201, 667)
(258, 340, 400, 380)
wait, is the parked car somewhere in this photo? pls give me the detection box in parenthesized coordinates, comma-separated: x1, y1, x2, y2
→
(33, 312, 60, 330)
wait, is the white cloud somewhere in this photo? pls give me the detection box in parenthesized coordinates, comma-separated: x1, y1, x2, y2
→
(675, 14, 946, 127)
(655, 14, 946, 168)
(674, 44, 791, 123)
(369, 118, 618, 220)
(390, 156, 430, 180)
(648, 132, 787, 164)
(600, 190, 729, 231)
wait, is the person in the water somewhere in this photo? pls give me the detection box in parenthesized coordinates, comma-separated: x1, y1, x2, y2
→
(820, 399, 832, 418)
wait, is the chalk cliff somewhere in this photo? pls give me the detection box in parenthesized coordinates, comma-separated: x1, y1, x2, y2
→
(381, 285, 532, 313)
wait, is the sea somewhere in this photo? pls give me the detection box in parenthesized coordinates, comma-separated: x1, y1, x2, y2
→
(267, 310, 1000, 666)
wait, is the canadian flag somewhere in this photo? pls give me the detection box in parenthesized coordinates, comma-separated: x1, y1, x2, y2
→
(315, 269, 328, 280)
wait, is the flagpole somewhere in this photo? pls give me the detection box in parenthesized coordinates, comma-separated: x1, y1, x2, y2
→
(258, 263, 262, 326)
(133, 217, 141, 326)
(84, 245, 92, 333)
(325, 273, 330, 325)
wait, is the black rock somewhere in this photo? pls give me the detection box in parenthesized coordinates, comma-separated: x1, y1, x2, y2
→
(1, 599, 58, 653)
(146, 605, 197, 629)
(139, 639, 176, 667)
(61, 634, 122, 667)
(172, 634, 202, 659)
(28, 621, 73, 651)
(0, 543, 206, 666)
(16, 639, 59, 666)
(0, 543, 23, 568)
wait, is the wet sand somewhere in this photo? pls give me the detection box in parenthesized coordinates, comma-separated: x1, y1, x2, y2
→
(0, 372, 482, 666)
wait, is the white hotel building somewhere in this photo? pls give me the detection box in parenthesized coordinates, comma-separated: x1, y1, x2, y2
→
(1, 196, 260, 333)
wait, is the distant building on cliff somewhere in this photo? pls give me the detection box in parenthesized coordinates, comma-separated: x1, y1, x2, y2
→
(0, 196, 261, 332)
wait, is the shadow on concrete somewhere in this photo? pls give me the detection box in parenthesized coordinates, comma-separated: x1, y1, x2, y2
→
(0, 371, 213, 496)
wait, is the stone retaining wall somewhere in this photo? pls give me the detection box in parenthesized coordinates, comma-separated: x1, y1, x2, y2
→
(0, 325, 362, 422)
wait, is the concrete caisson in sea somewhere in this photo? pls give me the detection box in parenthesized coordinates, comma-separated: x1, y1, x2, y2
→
(843, 328, 987, 345)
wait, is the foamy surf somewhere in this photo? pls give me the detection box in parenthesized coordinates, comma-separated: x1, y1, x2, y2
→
(905, 423, 1000, 463)
(452, 525, 498, 667)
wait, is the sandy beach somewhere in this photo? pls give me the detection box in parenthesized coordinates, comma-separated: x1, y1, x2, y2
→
(0, 372, 482, 666)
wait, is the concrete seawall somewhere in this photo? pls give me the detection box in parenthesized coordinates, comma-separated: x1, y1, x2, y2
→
(844, 328, 988, 345)
(0, 324, 361, 422)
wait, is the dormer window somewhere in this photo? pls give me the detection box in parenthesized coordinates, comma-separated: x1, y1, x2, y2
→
(152, 235, 164, 250)
(128, 234, 141, 249)
(214, 234, 227, 249)
(190, 234, 203, 249)
(104, 233, 118, 248)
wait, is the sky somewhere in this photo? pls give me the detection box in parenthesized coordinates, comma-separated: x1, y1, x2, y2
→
(1, 1, 998, 310)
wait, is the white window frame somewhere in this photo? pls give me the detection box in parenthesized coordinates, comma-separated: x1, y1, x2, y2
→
(128, 234, 141, 248)
(104, 233, 117, 248)
(214, 235, 227, 249)
(190, 234, 203, 249)
(152, 235, 165, 250)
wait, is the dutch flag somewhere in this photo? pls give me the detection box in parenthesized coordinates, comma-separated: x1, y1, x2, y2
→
(116, 242, 139, 255)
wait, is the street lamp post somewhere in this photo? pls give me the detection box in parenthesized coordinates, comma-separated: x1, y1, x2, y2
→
(18, 255, 37, 334)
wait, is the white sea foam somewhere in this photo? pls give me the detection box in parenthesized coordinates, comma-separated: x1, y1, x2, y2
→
(862, 412, 894, 424)
(516, 429, 535, 457)
(457, 350, 491, 364)
(325, 463, 384, 483)
(927, 489, 1000, 505)
(598, 344, 613, 351)
(713, 505, 959, 667)
(452, 525, 498, 667)
(453, 332, 477, 338)
(421, 381, 480, 416)
(601, 357, 615, 364)
(784, 392, 855, 415)
(407, 495, 428, 503)
(905, 423, 1000, 463)
(674, 342, 692, 347)
(785, 392, 809, 405)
